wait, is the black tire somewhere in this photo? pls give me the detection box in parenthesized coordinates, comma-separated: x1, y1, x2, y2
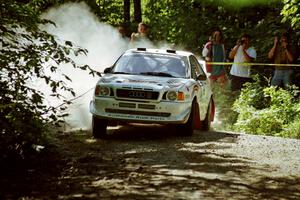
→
(92, 116, 108, 139)
(178, 100, 196, 136)
(201, 99, 212, 131)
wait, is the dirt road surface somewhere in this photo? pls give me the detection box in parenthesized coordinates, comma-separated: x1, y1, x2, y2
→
(1, 124, 300, 199)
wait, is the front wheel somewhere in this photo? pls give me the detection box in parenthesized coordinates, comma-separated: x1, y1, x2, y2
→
(201, 99, 213, 131)
(92, 116, 108, 139)
(177, 100, 197, 136)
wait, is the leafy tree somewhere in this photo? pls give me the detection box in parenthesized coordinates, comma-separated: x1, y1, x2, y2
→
(0, 0, 97, 162)
(96, 0, 124, 25)
(281, 0, 300, 30)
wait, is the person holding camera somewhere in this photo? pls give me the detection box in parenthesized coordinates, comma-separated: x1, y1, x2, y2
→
(268, 32, 297, 88)
(229, 33, 257, 91)
(202, 28, 227, 88)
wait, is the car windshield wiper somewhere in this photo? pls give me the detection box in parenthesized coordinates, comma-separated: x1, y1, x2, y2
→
(140, 72, 174, 77)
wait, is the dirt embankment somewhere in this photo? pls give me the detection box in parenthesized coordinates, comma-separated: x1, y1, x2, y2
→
(1, 124, 300, 199)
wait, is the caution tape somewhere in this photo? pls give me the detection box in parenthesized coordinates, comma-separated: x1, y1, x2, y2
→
(206, 62, 300, 67)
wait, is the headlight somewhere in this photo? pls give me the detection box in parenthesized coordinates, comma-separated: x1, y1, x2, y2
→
(166, 91, 185, 101)
(166, 91, 177, 101)
(95, 85, 110, 96)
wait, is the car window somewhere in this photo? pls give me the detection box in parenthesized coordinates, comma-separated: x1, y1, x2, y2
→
(113, 52, 188, 78)
(113, 54, 150, 73)
(162, 57, 188, 77)
(189, 56, 206, 79)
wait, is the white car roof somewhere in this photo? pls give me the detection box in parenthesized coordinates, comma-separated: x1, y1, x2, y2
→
(126, 48, 194, 57)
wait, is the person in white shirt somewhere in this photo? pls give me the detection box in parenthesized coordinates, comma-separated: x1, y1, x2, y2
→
(229, 33, 257, 91)
(130, 22, 149, 43)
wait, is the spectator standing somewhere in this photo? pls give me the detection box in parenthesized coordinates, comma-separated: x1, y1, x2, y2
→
(202, 28, 227, 87)
(118, 23, 129, 40)
(268, 32, 297, 88)
(229, 33, 257, 91)
(130, 22, 149, 43)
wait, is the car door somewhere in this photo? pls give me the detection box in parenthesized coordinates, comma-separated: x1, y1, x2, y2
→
(189, 56, 210, 120)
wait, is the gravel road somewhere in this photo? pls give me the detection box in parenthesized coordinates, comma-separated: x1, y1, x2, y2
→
(1, 124, 300, 200)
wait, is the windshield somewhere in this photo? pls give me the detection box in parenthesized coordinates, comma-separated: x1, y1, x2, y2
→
(112, 52, 188, 78)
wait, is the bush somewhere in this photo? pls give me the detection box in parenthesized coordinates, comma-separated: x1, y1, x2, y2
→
(232, 76, 300, 138)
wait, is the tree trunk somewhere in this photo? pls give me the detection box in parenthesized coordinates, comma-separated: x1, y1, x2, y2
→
(123, 0, 130, 22)
(133, 0, 142, 23)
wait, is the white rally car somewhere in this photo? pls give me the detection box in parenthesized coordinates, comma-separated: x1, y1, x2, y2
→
(89, 48, 215, 138)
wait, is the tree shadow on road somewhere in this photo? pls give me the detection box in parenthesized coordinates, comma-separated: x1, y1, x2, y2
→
(1, 126, 299, 200)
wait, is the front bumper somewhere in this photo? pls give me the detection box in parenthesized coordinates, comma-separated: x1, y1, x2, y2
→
(89, 97, 192, 124)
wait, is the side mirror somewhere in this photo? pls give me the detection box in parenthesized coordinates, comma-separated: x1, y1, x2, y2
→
(104, 67, 112, 74)
(196, 74, 207, 81)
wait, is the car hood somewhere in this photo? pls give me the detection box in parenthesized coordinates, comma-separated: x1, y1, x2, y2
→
(99, 74, 191, 90)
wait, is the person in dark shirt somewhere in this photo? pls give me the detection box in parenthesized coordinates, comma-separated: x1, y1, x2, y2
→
(268, 32, 297, 88)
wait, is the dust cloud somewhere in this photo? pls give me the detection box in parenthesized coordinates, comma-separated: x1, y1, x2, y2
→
(41, 2, 134, 131)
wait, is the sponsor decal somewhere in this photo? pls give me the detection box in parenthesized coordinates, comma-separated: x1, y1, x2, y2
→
(107, 113, 167, 121)
(167, 81, 185, 88)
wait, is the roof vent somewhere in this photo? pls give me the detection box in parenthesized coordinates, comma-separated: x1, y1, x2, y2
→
(137, 48, 146, 51)
(166, 49, 176, 54)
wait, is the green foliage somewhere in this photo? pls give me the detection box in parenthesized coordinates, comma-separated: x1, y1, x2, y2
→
(144, 0, 209, 51)
(0, 0, 98, 162)
(279, 116, 300, 138)
(232, 76, 300, 138)
(95, 0, 123, 25)
(281, 0, 300, 30)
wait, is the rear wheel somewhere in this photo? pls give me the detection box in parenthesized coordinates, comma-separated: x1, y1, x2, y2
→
(92, 116, 108, 139)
